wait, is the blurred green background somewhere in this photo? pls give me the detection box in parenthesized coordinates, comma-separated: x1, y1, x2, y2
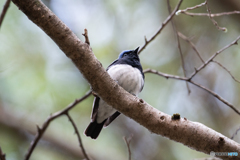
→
(1, 0, 240, 159)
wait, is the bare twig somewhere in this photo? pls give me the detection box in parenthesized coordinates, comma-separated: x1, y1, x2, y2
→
(212, 60, 240, 84)
(0, 0, 11, 28)
(123, 135, 133, 160)
(231, 126, 240, 140)
(25, 90, 91, 160)
(0, 146, 6, 160)
(178, 10, 240, 17)
(189, 35, 240, 80)
(144, 69, 188, 80)
(167, 0, 190, 94)
(66, 112, 90, 160)
(82, 28, 90, 45)
(177, 1, 206, 14)
(206, 0, 227, 32)
(144, 69, 240, 116)
(138, 0, 183, 54)
(178, 32, 204, 63)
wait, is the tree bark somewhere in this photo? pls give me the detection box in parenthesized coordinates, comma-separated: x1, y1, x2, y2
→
(11, 0, 240, 159)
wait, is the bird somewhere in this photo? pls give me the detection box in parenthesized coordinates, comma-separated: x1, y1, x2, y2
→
(84, 47, 144, 139)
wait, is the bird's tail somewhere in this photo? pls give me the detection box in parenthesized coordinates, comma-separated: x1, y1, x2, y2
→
(84, 119, 106, 139)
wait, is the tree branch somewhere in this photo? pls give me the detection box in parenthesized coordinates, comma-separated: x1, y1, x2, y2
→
(177, 32, 205, 63)
(0, 146, 6, 160)
(178, 10, 240, 17)
(66, 112, 90, 160)
(123, 135, 133, 160)
(212, 60, 240, 84)
(231, 126, 240, 140)
(0, 0, 11, 28)
(167, 0, 190, 94)
(206, 0, 227, 32)
(138, 0, 183, 54)
(189, 35, 240, 80)
(144, 69, 240, 116)
(11, 0, 240, 159)
(25, 90, 91, 160)
(178, 1, 207, 13)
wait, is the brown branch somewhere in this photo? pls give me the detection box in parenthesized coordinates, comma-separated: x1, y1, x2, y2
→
(167, 0, 190, 94)
(189, 35, 240, 80)
(178, 10, 240, 17)
(123, 135, 133, 160)
(0, 147, 6, 160)
(177, 32, 204, 63)
(0, 0, 11, 28)
(231, 126, 240, 140)
(25, 90, 91, 160)
(206, 0, 227, 32)
(82, 28, 90, 45)
(144, 69, 240, 116)
(11, 0, 240, 158)
(66, 112, 90, 160)
(138, 0, 183, 54)
(212, 60, 240, 84)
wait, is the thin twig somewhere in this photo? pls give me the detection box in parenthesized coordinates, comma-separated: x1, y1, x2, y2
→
(178, 1, 206, 13)
(0, 0, 11, 29)
(212, 60, 240, 84)
(189, 35, 240, 80)
(123, 135, 133, 160)
(231, 126, 240, 140)
(66, 112, 90, 160)
(82, 28, 90, 45)
(25, 90, 91, 160)
(0, 146, 6, 160)
(206, 0, 227, 32)
(138, 0, 183, 54)
(144, 69, 188, 80)
(178, 11, 240, 17)
(167, 0, 190, 94)
(177, 32, 204, 63)
(144, 69, 240, 116)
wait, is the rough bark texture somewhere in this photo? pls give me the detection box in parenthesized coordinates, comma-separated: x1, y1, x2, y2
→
(11, 0, 240, 159)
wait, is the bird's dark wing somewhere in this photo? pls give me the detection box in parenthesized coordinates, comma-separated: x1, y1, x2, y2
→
(91, 96, 100, 121)
(104, 111, 121, 127)
(106, 59, 119, 71)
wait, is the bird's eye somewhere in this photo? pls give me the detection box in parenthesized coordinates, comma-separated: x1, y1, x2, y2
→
(124, 53, 127, 57)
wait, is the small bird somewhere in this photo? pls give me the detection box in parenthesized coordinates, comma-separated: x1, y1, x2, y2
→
(85, 47, 144, 139)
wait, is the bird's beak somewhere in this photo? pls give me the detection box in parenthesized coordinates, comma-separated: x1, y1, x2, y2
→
(134, 47, 140, 54)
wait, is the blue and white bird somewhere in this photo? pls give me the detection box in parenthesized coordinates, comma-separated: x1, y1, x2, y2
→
(85, 47, 144, 139)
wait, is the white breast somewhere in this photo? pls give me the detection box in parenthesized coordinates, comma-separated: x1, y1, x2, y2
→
(107, 64, 144, 95)
(96, 64, 144, 123)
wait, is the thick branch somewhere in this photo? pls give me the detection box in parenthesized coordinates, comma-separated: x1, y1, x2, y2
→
(12, 0, 240, 159)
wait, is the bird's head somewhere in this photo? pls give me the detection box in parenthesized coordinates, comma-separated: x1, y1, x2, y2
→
(118, 47, 140, 59)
